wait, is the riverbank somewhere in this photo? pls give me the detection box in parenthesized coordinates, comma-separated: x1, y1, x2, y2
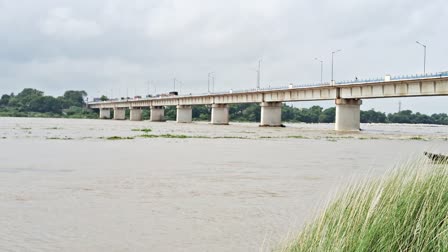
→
(281, 158, 448, 251)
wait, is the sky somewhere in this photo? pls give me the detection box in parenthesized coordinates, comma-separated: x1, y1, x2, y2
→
(0, 0, 447, 113)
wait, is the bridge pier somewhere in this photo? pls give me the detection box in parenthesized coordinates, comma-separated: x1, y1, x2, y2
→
(99, 108, 111, 119)
(176, 105, 192, 123)
(130, 108, 143, 121)
(113, 108, 126, 120)
(335, 99, 362, 131)
(150, 106, 165, 122)
(211, 104, 229, 125)
(260, 102, 282, 127)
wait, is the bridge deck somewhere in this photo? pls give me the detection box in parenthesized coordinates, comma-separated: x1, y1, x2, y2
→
(88, 74, 448, 109)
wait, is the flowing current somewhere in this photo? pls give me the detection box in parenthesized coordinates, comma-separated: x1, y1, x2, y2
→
(0, 117, 447, 251)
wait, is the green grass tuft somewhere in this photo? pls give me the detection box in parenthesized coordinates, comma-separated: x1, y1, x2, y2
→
(281, 159, 448, 251)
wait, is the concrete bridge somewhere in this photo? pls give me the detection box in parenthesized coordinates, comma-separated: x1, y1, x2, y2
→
(88, 72, 448, 131)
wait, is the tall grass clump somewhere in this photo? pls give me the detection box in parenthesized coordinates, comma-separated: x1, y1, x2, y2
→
(283, 158, 448, 252)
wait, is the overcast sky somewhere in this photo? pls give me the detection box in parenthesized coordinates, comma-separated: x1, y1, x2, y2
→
(0, 0, 447, 113)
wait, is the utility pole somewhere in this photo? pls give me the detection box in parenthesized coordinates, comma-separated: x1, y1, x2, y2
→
(212, 74, 215, 92)
(398, 101, 402, 112)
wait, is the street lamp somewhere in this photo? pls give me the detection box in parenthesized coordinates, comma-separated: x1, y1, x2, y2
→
(208, 72, 214, 93)
(257, 59, 262, 89)
(314, 58, 323, 84)
(331, 49, 341, 85)
(416, 41, 427, 74)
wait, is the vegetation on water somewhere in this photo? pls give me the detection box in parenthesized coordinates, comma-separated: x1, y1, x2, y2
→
(2, 88, 448, 125)
(104, 136, 135, 140)
(282, 158, 448, 251)
(131, 128, 152, 133)
(46, 137, 74, 140)
(0, 88, 97, 118)
(139, 134, 213, 139)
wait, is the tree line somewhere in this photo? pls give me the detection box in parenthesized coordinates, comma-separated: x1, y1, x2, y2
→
(171, 104, 448, 125)
(1, 88, 448, 125)
(0, 88, 96, 118)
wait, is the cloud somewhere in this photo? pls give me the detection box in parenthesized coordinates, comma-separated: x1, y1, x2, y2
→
(40, 7, 103, 40)
(0, 0, 447, 113)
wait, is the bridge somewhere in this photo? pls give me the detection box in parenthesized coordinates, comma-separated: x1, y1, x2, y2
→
(88, 72, 448, 131)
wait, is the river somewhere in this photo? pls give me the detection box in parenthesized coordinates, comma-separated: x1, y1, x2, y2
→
(0, 117, 447, 251)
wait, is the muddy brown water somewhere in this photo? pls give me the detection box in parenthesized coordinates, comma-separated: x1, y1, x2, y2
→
(0, 117, 447, 251)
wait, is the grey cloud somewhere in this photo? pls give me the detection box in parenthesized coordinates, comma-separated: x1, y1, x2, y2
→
(0, 0, 447, 113)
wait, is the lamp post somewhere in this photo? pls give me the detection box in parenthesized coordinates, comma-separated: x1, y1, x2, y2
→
(256, 59, 262, 89)
(208, 72, 214, 93)
(331, 49, 341, 85)
(416, 41, 427, 74)
(314, 58, 323, 84)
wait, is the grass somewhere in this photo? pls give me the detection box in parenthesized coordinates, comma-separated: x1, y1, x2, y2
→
(132, 128, 152, 133)
(281, 158, 448, 251)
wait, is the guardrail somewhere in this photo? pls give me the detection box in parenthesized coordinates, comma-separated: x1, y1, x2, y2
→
(90, 71, 448, 103)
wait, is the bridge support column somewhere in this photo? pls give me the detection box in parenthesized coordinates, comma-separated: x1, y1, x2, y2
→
(176, 105, 192, 123)
(99, 108, 111, 119)
(113, 108, 126, 120)
(211, 104, 229, 125)
(150, 106, 165, 122)
(130, 108, 143, 121)
(260, 102, 282, 127)
(335, 99, 362, 131)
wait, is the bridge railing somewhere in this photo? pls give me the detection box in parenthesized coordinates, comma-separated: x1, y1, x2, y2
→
(206, 71, 448, 95)
(334, 71, 448, 86)
(90, 71, 448, 104)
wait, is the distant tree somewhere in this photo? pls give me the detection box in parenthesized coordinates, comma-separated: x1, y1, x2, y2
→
(193, 105, 211, 121)
(0, 94, 10, 106)
(28, 96, 63, 114)
(319, 107, 336, 123)
(61, 90, 87, 108)
(100, 95, 108, 101)
(8, 88, 44, 111)
(430, 113, 448, 125)
(165, 106, 176, 120)
(387, 110, 413, 124)
(361, 109, 387, 123)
